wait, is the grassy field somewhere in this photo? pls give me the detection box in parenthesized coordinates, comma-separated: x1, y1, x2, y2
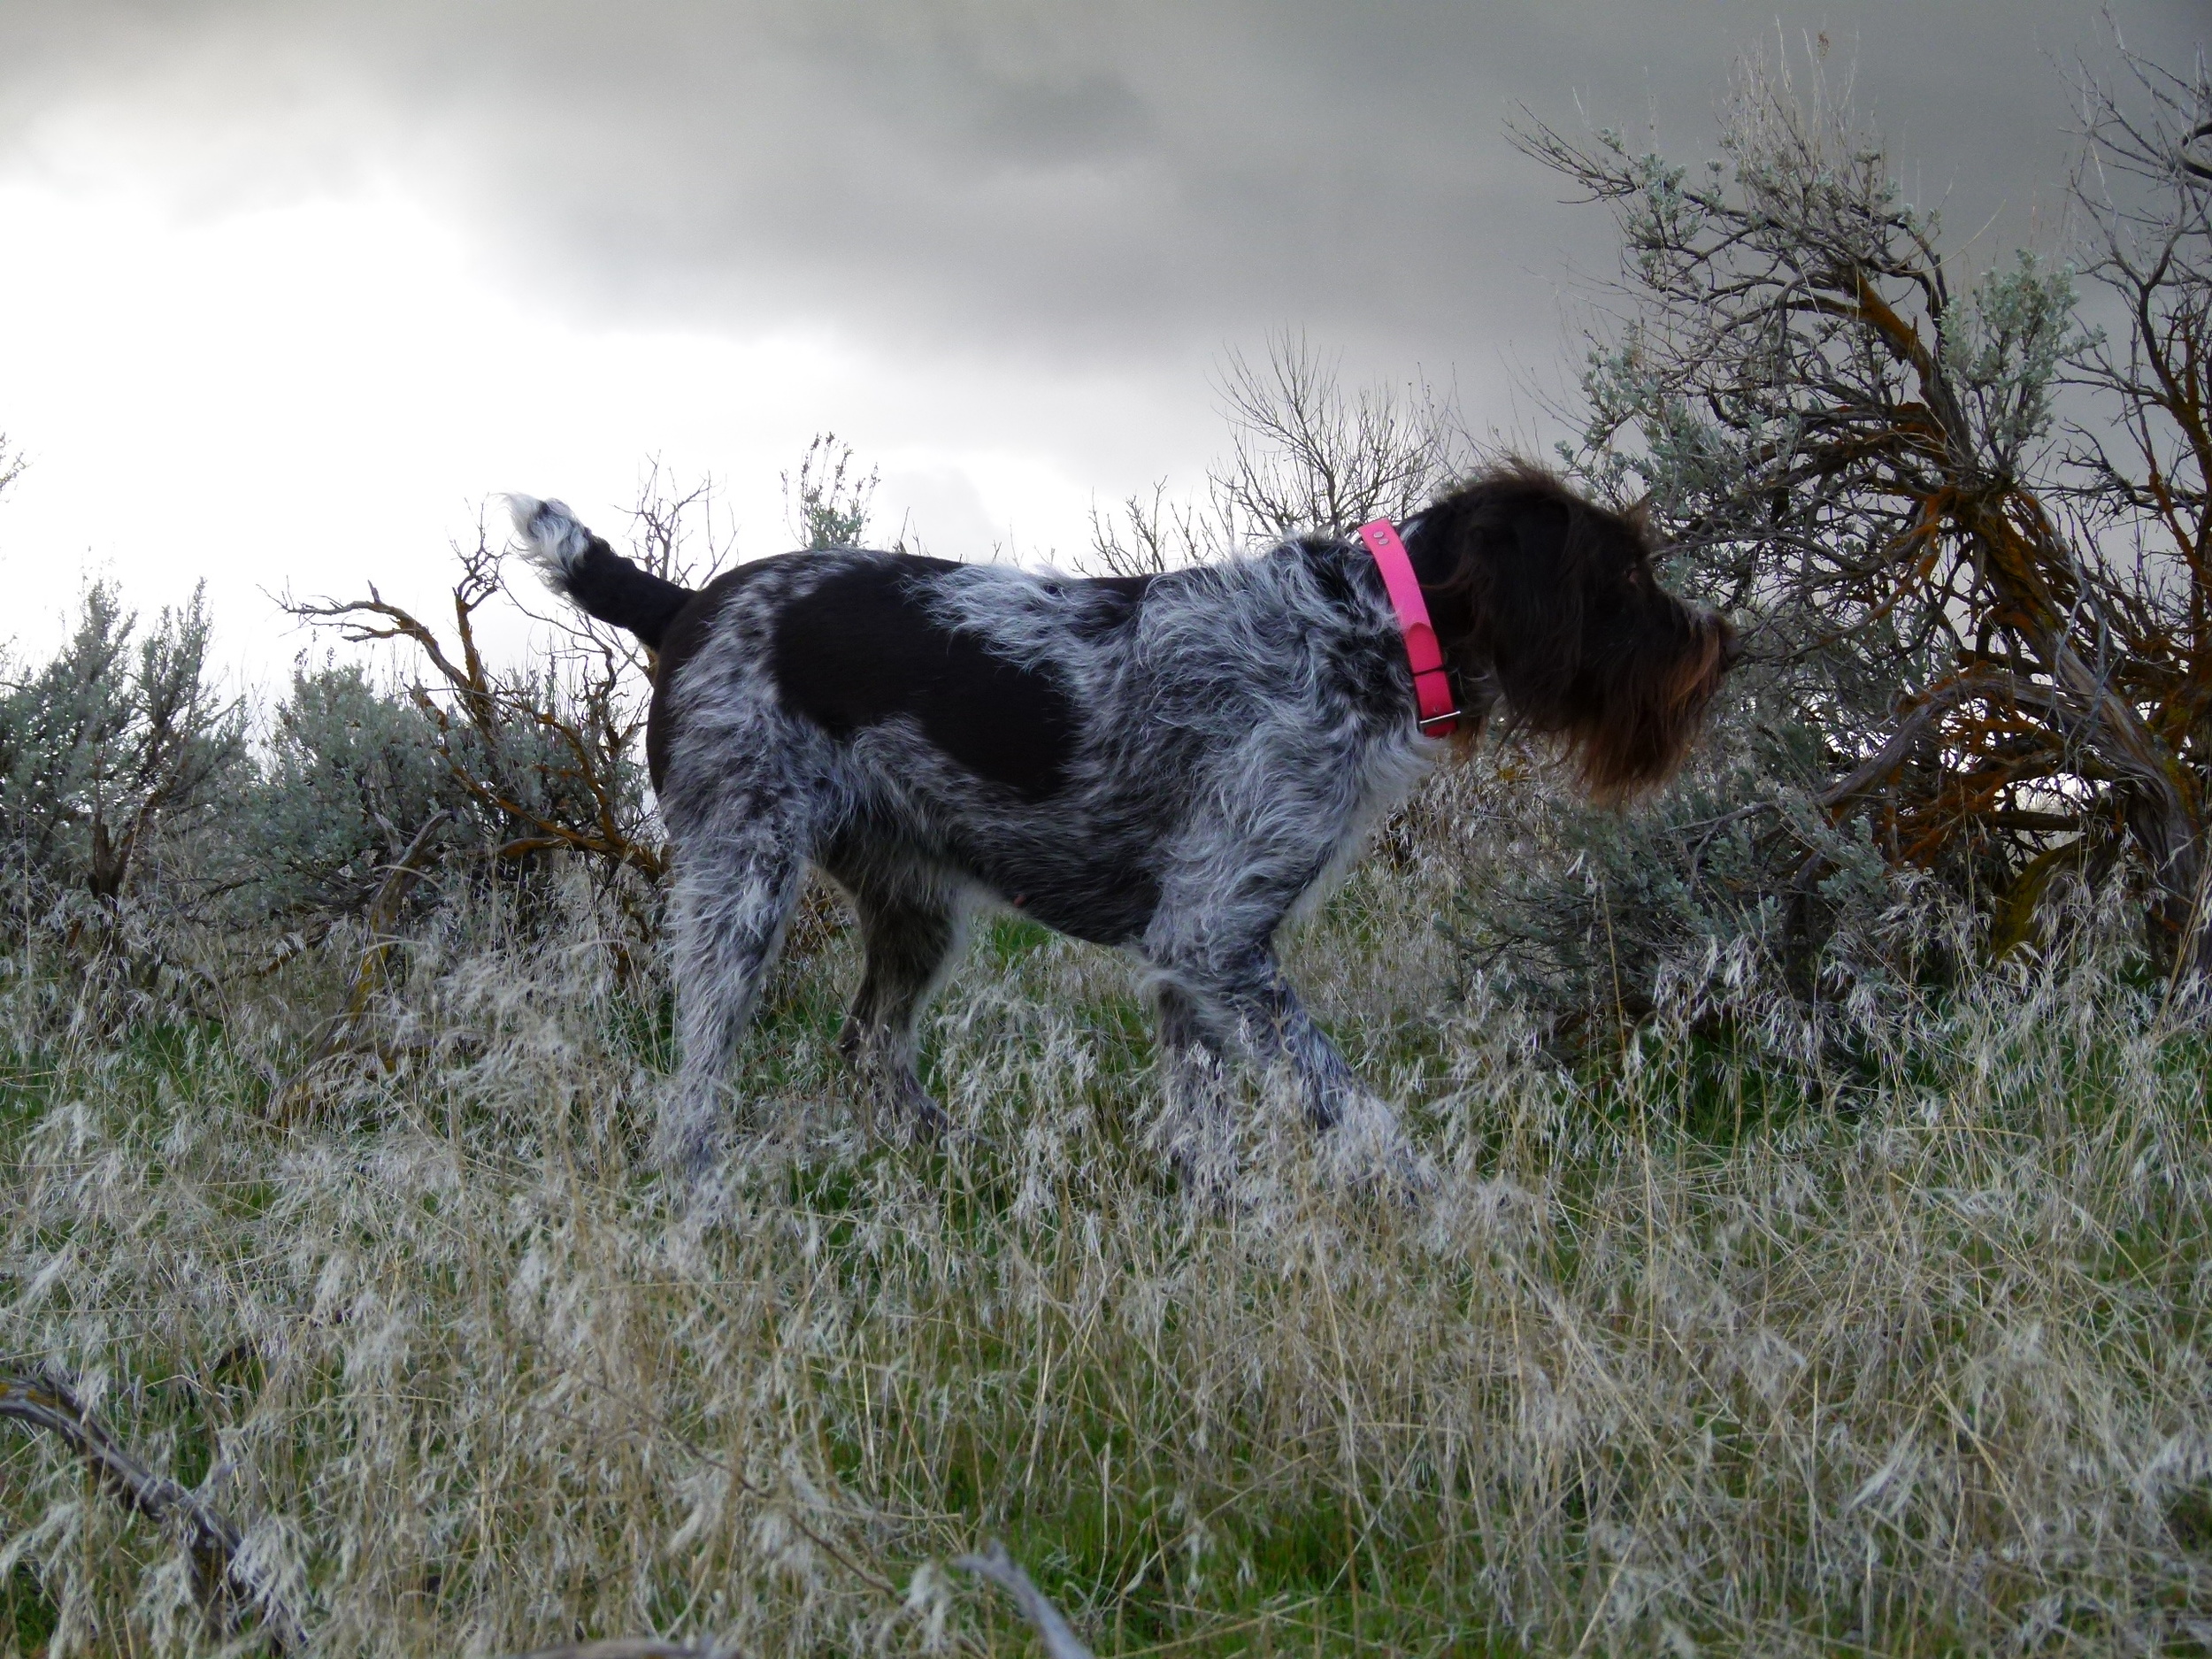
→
(4, 786, 2212, 1656)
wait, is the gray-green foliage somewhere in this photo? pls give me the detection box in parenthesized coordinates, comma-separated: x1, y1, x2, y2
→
(1487, 42, 2212, 1013)
(782, 433, 879, 550)
(245, 650, 665, 925)
(1470, 48, 2206, 1025)
(1527, 91, 2087, 758)
(247, 660, 475, 918)
(1451, 714, 1938, 1050)
(0, 580, 245, 906)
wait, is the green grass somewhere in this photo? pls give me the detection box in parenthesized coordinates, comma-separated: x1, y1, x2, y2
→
(0, 1568, 57, 1659)
(4, 852, 2212, 1656)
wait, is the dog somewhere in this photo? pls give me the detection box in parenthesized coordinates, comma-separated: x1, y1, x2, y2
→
(508, 465, 1733, 1183)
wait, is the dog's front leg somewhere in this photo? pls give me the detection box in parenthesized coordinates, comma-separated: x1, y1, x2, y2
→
(1159, 949, 1422, 1189)
(1194, 952, 1364, 1131)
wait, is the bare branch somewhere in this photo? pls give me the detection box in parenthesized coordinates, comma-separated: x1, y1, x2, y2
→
(0, 1369, 308, 1654)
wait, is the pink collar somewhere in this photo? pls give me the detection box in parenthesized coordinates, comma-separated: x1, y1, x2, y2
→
(1357, 518, 1460, 736)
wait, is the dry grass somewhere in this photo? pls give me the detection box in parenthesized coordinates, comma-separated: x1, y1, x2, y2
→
(4, 780, 2212, 1656)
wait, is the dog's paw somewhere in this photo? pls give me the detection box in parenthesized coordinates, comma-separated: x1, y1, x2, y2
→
(1319, 1095, 1433, 1203)
(652, 1092, 725, 1187)
(859, 1075, 959, 1148)
(897, 1080, 955, 1144)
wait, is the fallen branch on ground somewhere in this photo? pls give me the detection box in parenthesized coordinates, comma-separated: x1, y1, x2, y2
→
(0, 1368, 308, 1654)
(956, 1540, 1095, 1659)
(2, 1361, 1087, 1659)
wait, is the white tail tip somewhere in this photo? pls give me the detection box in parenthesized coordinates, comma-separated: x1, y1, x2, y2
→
(503, 493, 592, 583)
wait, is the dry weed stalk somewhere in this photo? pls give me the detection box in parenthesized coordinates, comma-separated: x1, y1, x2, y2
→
(501, 1641, 718, 1659)
(5, 780, 2212, 1655)
(266, 810, 449, 1121)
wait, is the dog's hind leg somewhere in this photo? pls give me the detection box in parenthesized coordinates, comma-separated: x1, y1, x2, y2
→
(828, 860, 965, 1141)
(660, 811, 808, 1179)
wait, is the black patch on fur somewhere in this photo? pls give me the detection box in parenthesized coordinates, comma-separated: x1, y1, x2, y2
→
(1071, 573, 1153, 638)
(994, 861, 1160, 947)
(557, 535, 694, 652)
(772, 558, 1079, 802)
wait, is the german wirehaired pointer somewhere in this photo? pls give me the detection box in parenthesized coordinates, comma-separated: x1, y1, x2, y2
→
(509, 466, 1732, 1184)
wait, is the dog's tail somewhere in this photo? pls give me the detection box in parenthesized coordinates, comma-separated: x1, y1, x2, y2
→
(505, 495, 694, 653)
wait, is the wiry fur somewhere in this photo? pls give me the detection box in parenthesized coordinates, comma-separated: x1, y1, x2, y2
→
(1408, 463, 1733, 799)
(507, 468, 1732, 1186)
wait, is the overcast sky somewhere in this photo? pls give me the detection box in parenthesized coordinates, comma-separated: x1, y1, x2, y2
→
(0, 1, 2203, 685)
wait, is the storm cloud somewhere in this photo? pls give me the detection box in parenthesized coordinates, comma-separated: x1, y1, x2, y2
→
(0, 2, 2201, 664)
(7, 1, 2202, 378)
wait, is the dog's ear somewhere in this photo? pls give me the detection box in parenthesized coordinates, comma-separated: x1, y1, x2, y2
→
(1511, 497, 1570, 558)
(1481, 497, 1586, 718)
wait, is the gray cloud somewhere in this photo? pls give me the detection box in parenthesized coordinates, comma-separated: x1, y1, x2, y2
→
(1, 1, 2206, 405)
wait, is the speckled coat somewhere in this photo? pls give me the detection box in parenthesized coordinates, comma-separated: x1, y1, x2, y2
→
(509, 468, 1731, 1185)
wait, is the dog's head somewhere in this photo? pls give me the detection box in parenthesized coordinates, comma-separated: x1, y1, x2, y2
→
(1412, 463, 1736, 799)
